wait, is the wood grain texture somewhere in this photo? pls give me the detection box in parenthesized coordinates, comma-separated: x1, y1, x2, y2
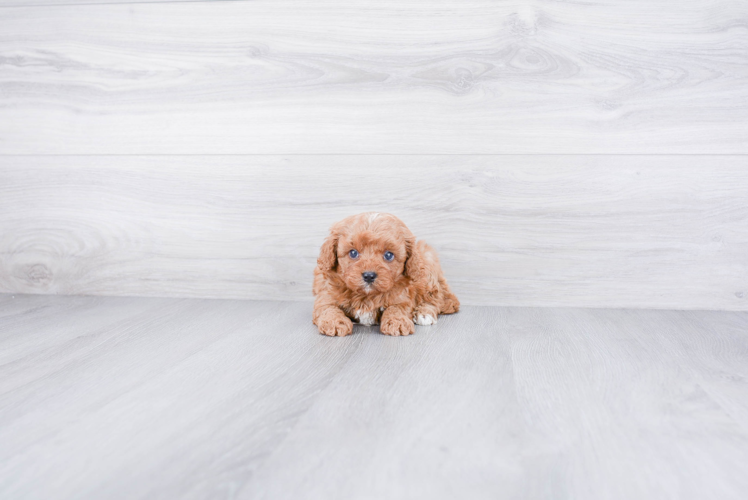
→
(1, 155, 746, 310)
(0, 0, 205, 5)
(1, 295, 747, 499)
(1, 0, 747, 154)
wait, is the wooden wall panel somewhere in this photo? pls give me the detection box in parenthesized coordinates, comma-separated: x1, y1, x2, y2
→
(0, 0, 746, 154)
(0, 0, 200, 5)
(1, 155, 746, 310)
(2, 1, 746, 309)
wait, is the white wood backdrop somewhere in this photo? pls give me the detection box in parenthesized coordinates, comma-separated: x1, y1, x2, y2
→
(0, 0, 746, 154)
(1, 1, 747, 309)
(1, 156, 746, 310)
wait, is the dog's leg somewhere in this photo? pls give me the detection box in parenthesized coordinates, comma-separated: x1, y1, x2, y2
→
(440, 292, 460, 315)
(380, 304, 415, 336)
(438, 277, 460, 315)
(313, 304, 353, 337)
(413, 302, 439, 326)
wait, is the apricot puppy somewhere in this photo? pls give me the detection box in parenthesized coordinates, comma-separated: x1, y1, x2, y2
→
(313, 212, 459, 336)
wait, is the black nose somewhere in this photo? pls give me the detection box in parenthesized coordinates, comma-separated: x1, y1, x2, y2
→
(362, 271, 377, 284)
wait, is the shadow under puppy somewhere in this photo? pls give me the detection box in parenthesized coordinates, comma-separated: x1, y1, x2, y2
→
(313, 212, 459, 336)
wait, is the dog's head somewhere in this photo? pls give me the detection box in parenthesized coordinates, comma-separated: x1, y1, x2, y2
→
(317, 212, 425, 294)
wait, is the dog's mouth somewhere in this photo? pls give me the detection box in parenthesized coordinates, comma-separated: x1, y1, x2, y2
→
(362, 283, 374, 294)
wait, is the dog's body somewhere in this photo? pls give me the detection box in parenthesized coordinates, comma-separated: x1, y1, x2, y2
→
(313, 212, 459, 336)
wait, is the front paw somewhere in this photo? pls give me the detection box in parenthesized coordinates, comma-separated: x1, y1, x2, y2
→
(414, 313, 437, 326)
(317, 312, 353, 337)
(413, 304, 438, 326)
(380, 314, 415, 336)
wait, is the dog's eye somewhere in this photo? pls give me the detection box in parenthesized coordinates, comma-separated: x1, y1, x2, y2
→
(383, 251, 395, 261)
(348, 249, 359, 259)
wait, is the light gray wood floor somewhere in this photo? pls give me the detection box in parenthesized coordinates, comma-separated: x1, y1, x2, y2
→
(1, 294, 747, 499)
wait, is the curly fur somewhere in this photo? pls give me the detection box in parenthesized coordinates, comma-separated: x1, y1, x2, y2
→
(313, 212, 460, 336)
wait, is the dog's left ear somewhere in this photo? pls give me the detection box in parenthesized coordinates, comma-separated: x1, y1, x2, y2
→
(404, 237, 427, 283)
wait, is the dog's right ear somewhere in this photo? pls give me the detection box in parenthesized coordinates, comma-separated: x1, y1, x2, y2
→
(317, 231, 339, 271)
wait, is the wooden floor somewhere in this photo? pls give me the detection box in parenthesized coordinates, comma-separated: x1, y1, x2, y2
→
(1, 294, 747, 499)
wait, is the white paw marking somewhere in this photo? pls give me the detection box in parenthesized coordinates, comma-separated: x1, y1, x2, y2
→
(355, 310, 376, 326)
(414, 314, 437, 326)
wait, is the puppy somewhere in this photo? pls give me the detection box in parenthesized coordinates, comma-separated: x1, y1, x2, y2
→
(313, 212, 459, 336)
